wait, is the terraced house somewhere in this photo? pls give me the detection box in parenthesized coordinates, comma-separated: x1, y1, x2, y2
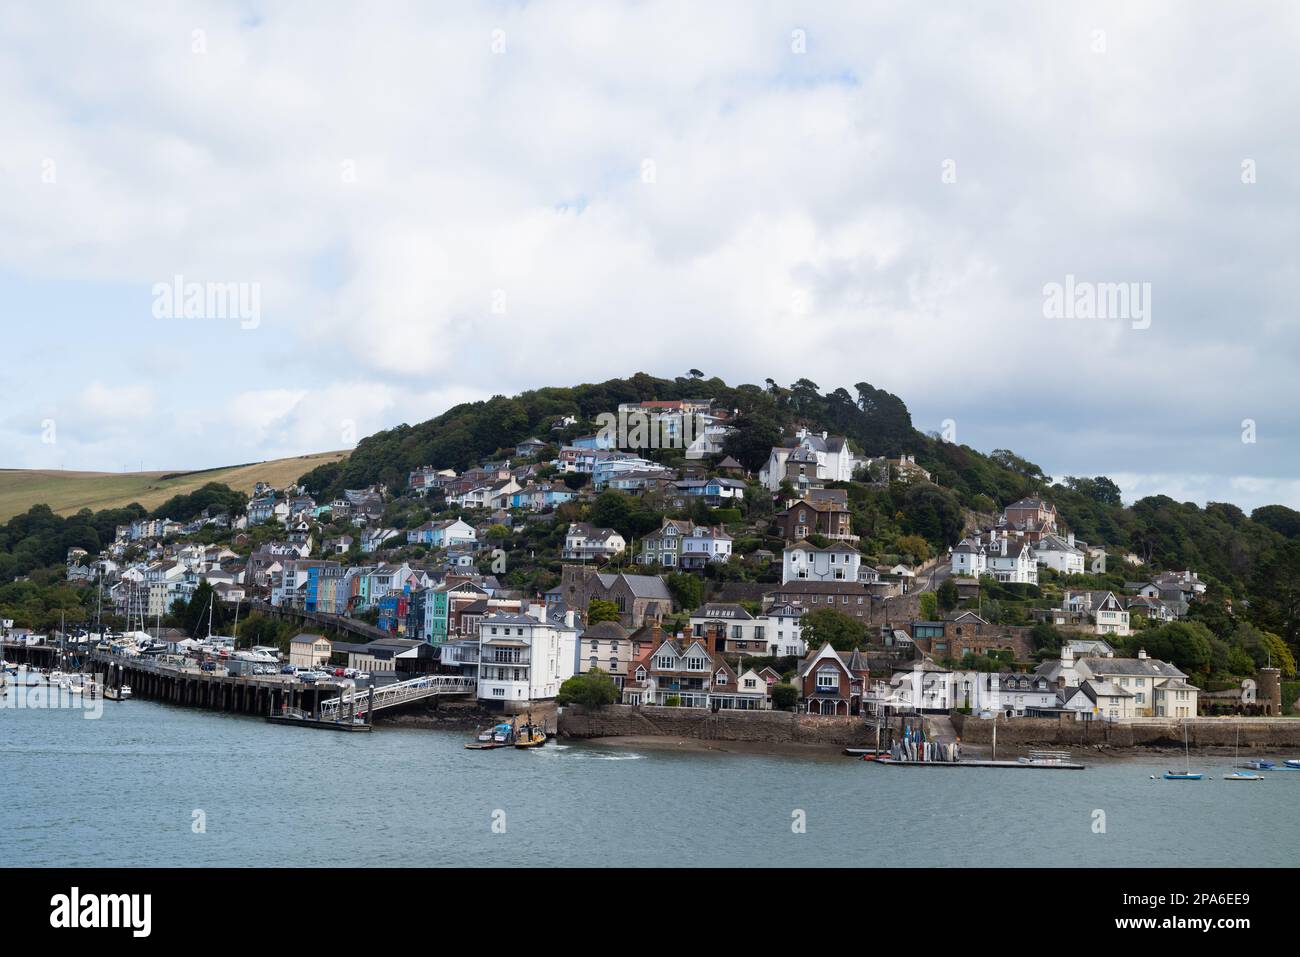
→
(622, 631, 770, 710)
(562, 523, 626, 561)
(639, 518, 731, 569)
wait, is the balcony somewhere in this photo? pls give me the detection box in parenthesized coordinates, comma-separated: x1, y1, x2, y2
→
(481, 650, 531, 665)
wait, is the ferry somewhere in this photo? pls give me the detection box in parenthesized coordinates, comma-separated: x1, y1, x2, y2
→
(466, 722, 517, 750)
(514, 717, 548, 749)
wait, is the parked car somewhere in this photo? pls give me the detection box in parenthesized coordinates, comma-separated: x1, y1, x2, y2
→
(280, 665, 296, 674)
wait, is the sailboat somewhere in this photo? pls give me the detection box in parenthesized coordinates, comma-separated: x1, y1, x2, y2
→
(1225, 727, 1262, 781)
(1163, 720, 1202, 780)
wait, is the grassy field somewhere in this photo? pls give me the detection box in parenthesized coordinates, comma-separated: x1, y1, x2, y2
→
(0, 451, 350, 521)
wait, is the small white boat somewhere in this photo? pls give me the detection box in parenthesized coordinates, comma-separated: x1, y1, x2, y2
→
(1224, 771, 1263, 781)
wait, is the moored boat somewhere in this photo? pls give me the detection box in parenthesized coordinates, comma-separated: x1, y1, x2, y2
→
(465, 722, 516, 750)
(1163, 720, 1200, 780)
(1224, 771, 1263, 781)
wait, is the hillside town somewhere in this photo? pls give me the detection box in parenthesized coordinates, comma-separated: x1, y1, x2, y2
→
(27, 395, 1287, 730)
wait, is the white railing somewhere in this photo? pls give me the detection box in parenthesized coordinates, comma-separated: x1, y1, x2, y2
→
(318, 674, 475, 720)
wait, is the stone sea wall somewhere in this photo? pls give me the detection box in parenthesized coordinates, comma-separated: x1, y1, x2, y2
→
(949, 713, 1300, 750)
(558, 704, 869, 746)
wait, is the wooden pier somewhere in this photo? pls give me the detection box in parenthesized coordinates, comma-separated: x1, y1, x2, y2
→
(875, 758, 1086, 770)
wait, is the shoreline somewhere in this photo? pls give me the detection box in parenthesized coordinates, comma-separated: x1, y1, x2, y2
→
(564, 734, 1299, 763)
(573, 734, 848, 759)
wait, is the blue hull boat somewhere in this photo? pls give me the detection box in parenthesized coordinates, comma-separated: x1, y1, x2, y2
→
(1163, 771, 1202, 780)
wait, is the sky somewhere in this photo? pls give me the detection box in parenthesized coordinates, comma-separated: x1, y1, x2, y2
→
(1, 1, 1298, 511)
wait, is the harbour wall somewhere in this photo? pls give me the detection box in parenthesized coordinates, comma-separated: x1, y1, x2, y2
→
(950, 713, 1300, 750)
(558, 704, 870, 746)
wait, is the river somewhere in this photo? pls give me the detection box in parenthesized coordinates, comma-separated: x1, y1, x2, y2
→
(2, 695, 1294, 867)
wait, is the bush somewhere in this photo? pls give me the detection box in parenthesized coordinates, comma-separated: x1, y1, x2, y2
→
(556, 669, 621, 709)
(664, 695, 681, 707)
(771, 683, 798, 710)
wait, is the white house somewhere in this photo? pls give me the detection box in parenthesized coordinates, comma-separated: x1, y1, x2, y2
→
(879, 659, 954, 713)
(476, 606, 578, 708)
(1034, 532, 1087, 575)
(951, 670, 1059, 717)
(688, 602, 807, 657)
(758, 429, 859, 491)
(562, 523, 626, 561)
(985, 537, 1038, 584)
(949, 538, 987, 577)
(1063, 590, 1131, 636)
(781, 542, 864, 584)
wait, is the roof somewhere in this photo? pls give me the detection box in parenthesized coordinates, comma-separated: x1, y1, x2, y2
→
(583, 620, 630, 640)
(692, 603, 755, 621)
(290, 633, 329, 645)
(1080, 656, 1186, 679)
(1082, 679, 1134, 701)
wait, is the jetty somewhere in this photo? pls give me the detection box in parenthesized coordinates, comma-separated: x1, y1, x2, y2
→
(877, 755, 1086, 770)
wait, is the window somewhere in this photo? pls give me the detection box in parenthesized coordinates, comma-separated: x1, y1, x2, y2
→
(816, 667, 839, 690)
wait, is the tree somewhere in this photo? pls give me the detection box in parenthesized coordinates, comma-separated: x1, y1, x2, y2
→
(666, 572, 704, 612)
(918, 592, 938, 620)
(176, 582, 232, 637)
(801, 607, 867, 652)
(1248, 541, 1300, 647)
(556, 669, 621, 708)
(936, 579, 959, 614)
(586, 598, 621, 625)
(589, 490, 634, 534)
(1030, 620, 1063, 653)
(723, 412, 785, 473)
(771, 683, 798, 710)
(895, 534, 931, 565)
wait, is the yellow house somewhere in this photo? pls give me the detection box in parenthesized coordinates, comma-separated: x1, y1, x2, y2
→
(1153, 678, 1199, 718)
(1076, 649, 1196, 717)
(288, 634, 332, 669)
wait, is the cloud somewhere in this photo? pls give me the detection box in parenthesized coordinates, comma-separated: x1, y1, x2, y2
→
(0, 1, 1297, 508)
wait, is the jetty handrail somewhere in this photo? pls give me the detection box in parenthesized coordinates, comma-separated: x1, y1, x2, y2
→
(318, 674, 474, 720)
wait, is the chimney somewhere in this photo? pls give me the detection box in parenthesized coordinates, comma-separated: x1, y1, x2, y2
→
(1000, 537, 1008, 557)
(529, 602, 547, 624)
(1137, 648, 1148, 660)
(564, 610, 575, 629)
(1067, 532, 1074, 547)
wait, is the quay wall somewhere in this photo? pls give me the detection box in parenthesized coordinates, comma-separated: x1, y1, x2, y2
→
(558, 704, 870, 746)
(91, 655, 329, 718)
(949, 713, 1300, 750)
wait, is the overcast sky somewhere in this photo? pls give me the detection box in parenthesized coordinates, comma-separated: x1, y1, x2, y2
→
(2, 2, 1298, 511)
